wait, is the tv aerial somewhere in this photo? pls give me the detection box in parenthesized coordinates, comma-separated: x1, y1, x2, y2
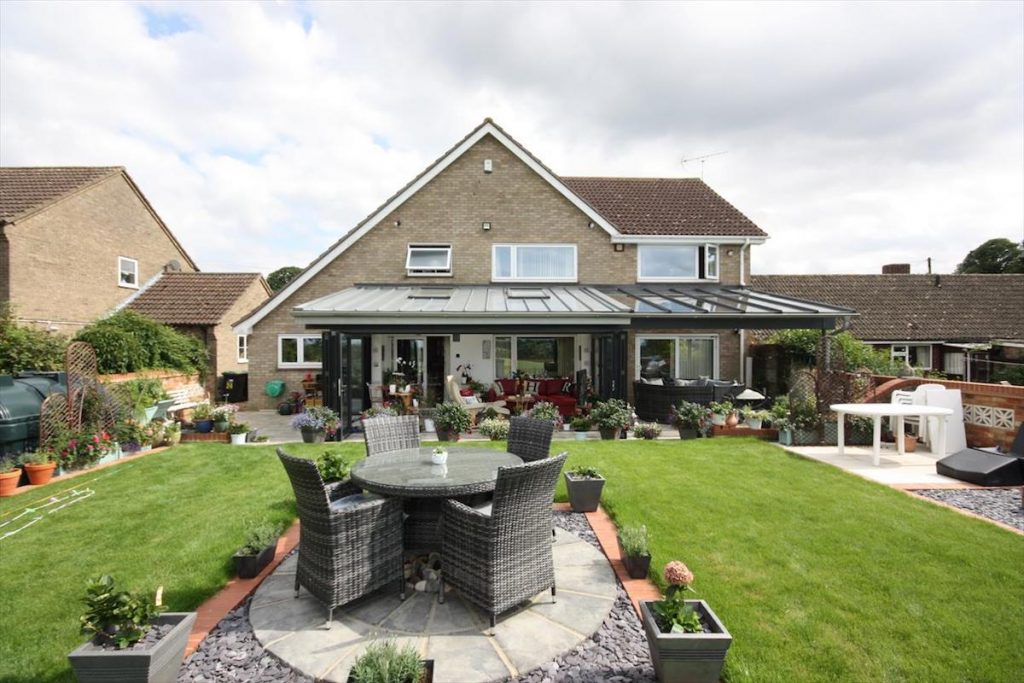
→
(681, 151, 727, 180)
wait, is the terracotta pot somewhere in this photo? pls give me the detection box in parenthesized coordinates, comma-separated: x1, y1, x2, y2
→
(903, 434, 918, 453)
(725, 412, 739, 427)
(24, 462, 57, 486)
(0, 469, 22, 497)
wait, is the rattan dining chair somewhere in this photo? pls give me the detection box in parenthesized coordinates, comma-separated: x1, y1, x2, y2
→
(276, 449, 405, 626)
(507, 416, 554, 462)
(363, 415, 420, 457)
(439, 452, 568, 628)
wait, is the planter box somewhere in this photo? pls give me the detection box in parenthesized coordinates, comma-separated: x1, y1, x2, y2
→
(778, 429, 793, 446)
(234, 543, 276, 579)
(68, 612, 197, 683)
(677, 428, 699, 440)
(616, 536, 651, 579)
(346, 659, 434, 683)
(640, 600, 731, 683)
(564, 473, 605, 513)
(574, 431, 589, 441)
(300, 427, 326, 444)
(598, 427, 620, 440)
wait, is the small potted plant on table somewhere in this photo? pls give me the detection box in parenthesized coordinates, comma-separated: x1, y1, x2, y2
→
(19, 451, 57, 486)
(571, 416, 590, 441)
(590, 399, 631, 440)
(233, 521, 283, 578)
(641, 561, 732, 683)
(68, 575, 197, 683)
(346, 639, 434, 682)
(617, 523, 652, 579)
(228, 422, 250, 445)
(433, 401, 470, 442)
(564, 464, 605, 512)
(669, 402, 709, 439)
(0, 459, 22, 496)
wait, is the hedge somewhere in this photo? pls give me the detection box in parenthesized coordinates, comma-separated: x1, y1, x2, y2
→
(74, 311, 208, 376)
(0, 305, 68, 375)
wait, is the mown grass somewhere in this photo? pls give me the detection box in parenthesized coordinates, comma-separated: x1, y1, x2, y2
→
(1, 438, 1021, 682)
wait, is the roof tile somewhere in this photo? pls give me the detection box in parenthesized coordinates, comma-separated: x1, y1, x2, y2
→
(127, 272, 266, 325)
(0, 167, 122, 223)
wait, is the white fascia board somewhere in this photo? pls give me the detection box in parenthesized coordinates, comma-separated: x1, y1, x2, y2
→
(233, 122, 620, 336)
(611, 234, 768, 244)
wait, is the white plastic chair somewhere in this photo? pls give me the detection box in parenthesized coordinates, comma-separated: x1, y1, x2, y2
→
(913, 384, 945, 445)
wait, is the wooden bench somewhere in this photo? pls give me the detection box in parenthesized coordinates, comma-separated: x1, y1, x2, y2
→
(166, 384, 207, 416)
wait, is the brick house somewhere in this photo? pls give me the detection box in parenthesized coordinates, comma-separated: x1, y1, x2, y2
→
(234, 120, 851, 426)
(0, 167, 198, 332)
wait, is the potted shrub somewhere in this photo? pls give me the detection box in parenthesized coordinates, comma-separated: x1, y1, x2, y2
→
(669, 402, 709, 439)
(163, 422, 182, 447)
(590, 399, 631, 440)
(19, 451, 57, 486)
(769, 398, 793, 444)
(641, 561, 732, 683)
(140, 421, 164, 453)
(0, 460, 22, 496)
(564, 465, 605, 512)
(571, 416, 590, 441)
(316, 450, 351, 483)
(191, 402, 214, 433)
(739, 406, 769, 430)
(291, 406, 340, 443)
(789, 397, 822, 445)
(346, 639, 434, 683)
(478, 417, 510, 441)
(632, 422, 662, 440)
(528, 401, 562, 433)
(68, 575, 197, 683)
(233, 521, 283, 579)
(212, 404, 238, 433)
(228, 422, 250, 445)
(707, 401, 734, 427)
(434, 401, 470, 442)
(617, 523, 652, 579)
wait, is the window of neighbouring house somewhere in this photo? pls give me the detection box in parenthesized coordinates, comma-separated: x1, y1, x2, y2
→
(637, 336, 717, 379)
(118, 256, 139, 288)
(278, 334, 323, 368)
(891, 344, 932, 369)
(237, 335, 248, 363)
(406, 244, 452, 276)
(492, 244, 577, 282)
(637, 244, 720, 282)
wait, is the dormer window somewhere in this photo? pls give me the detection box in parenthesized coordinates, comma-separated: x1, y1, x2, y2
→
(118, 256, 139, 288)
(406, 244, 452, 276)
(637, 244, 719, 282)
(492, 244, 577, 282)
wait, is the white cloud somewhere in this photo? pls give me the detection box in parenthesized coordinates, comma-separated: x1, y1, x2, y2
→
(1, 0, 1021, 276)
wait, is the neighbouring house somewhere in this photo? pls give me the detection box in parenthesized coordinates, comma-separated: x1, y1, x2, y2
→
(0, 166, 198, 332)
(752, 268, 1024, 382)
(234, 119, 852, 428)
(120, 271, 272, 394)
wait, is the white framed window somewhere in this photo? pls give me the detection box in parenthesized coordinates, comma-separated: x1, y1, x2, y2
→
(637, 244, 720, 282)
(237, 335, 248, 363)
(891, 344, 932, 369)
(636, 335, 719, 380)
(492, 244, 577, 282)
(278, 334, 323, 369)
(118, 256, 139, 288)
(406, 244, 452, 276)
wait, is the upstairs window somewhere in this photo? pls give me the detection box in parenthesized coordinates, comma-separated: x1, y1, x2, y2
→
(118, 256, 139, 288)
(406, 244, 452, 276)
(637, 244, 719, 282)
(492, 244, 577, 282)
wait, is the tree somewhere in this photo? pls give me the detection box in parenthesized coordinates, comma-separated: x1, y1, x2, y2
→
(267, 266, 302, 292)
(955, 238, 1024, 274)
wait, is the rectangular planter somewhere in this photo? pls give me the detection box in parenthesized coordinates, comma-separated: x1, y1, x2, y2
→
(564, 473, 605, 513)
(234, 543, 276, 579)
(68, 612, 197, 683)
(616, 536, 651, 579)
(640, 600, 732, 683)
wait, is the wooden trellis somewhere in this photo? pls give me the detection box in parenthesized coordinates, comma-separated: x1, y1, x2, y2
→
(65, 341, 99, 429)
(39, 393, 70, 448)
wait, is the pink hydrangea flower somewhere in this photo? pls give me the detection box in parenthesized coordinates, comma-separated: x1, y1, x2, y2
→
(664, 561, 694, 587)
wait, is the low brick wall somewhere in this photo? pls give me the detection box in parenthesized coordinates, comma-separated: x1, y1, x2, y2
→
(100, 370, 207, 401)
(864, 375, 1022, 450)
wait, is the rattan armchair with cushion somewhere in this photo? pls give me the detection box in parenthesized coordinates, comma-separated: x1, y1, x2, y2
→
(507, 416, 554, 462)
(276, 449, 405, 625)
(363, 415, 420, 457)
(439, 452, 568, 627)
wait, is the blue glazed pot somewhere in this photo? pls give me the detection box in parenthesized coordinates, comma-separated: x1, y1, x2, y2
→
(195, 419, 214, 433)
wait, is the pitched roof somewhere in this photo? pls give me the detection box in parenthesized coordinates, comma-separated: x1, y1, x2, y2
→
(127, 272, 269, 325)
(0, 166, 122, 223)
(751, 274, 1024, 342)
(561, 177, 767, 238)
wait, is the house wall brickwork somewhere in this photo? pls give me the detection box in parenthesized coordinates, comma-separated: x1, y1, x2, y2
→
(4, 173, 195, 332)
(213, 279, 270, 381)
(245, 134, 753, 408)
(0, 232, 9, 304)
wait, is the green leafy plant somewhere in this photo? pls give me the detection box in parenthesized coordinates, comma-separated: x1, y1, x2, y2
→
(569, 464, 602, 479)
(141, 420, 164, 446)
(79, 575, 163, 649)
(191, 402, 214, 421)
(349, 639, 425, 683)
(570, 416, 591, 431)
(18, 450, 53, 465)
(108, 378, 166, 420)
(789, 396, 822, 431)
(707, 400, 733, 416)
(74, 310, 207, 377)
(669, 402, 711, 435)
(589, 399, 632, 430)
(228, 422, 250, 435)
(478, 417, 510, 441)
(652, 561, 702, 634)
(316, 451, 351, 482)
(0, 459, 19, 474)
(433, 401, 471, 434)
(237, 521, 283, 556)
(632, 422, 662, 440)
(0, 304, 68, 374)
(364, 405, 399, 418)
(291, 406, 340, 432)
(619, 524, 649, 557)
(211, 404, 239, 423)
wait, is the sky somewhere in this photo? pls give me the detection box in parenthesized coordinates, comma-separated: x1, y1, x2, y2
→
(1, 0, 1022, 276)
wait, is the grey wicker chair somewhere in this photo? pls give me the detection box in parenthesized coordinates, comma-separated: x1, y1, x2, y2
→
(507, 416, 554, 462)
(363, 415, 420, 457)
(440, 452, 568, 627)
(276, 449, 405, 625)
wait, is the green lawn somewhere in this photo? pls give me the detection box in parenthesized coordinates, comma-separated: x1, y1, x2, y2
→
(1, 439, 1021, 682)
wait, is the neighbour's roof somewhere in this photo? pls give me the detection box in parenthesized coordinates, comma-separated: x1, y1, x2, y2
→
(126, 272, 268, 325)
(0, 166, 122, 223)
(561, 177, 767, 238)
(751, 273, 1024, 342)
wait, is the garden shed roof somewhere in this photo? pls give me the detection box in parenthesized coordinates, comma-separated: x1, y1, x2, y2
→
(126, 272, 269, 325)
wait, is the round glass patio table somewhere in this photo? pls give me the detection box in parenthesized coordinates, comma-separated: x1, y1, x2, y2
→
(351, 447, 522, 552)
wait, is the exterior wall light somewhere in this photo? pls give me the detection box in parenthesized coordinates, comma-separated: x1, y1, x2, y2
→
(482, 222, 492, 231)
(614, 244, 624, 252)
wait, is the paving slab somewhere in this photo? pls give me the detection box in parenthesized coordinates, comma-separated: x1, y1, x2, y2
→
(787, 445, 963, 486)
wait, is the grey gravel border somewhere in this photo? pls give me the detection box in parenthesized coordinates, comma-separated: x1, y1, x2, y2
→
(914, 488, 1024, 531)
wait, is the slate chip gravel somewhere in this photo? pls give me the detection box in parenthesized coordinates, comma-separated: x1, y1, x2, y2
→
(915, 488, 1023, 531)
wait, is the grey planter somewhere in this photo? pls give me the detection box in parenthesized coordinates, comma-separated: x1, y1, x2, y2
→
(564, 473, 605, 512)
(234, 543, 276, 579)
(677, 428, 698, 440)
(617, 536, 651, 579)
(300, 427, 326, 444)
(791, 428, 819, 446)
(68, 612, 197, 683)
(598, 427, 620, 440)
(640, 600, 731, 683)
(777, 429, 793, 445)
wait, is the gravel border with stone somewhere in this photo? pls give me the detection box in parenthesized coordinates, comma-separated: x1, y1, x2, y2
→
(914, 488, 1023, 531)
(180, 512, 655, 682)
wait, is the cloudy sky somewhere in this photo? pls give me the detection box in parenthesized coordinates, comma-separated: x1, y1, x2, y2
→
(2, 1, 1021, 276)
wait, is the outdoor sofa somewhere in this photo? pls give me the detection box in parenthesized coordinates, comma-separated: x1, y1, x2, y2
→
(634, 379, 745, 422)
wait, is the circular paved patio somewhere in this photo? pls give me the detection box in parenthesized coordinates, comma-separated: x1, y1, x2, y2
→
(249, 528, 618, 682)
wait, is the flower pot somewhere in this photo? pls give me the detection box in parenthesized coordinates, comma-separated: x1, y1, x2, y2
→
(777, 429, 793, 446)
(436, 428, 459, 442)
(67, 611, 197, 683)
(617, 536, 652, 579)
(165, 430, 182, 447)
(564, 472, 605, 512)
(194, 419, 213, 434)
(574, 431, 588, 441)
(213, 420, 230, 433)
(744, 418, 763, 430)
(346, 660, 434, 683)
(640, 600, 732, 683)
(562, 423, 572, 432)
(598, 427, 619, 440)
(301, 427, 326, 444)
(903, 434, 918, 452)
(230, 433, 248, 445)
(24, 462, 57, 486)
(0, 468, 22, 496)
(725, 412, 739, 427)
(431, 451, 448, 465)
(234, 543, 276, 579)
(677, 428, 698, 440)
(709, 413, 726, 427)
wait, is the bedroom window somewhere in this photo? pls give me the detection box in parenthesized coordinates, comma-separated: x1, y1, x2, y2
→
(637, 244, 720, 282)
(118, 256, 139, 288)
(406, 244, 452, 276)
(278, 334, 323, 368)
(492, 244, 577, 282)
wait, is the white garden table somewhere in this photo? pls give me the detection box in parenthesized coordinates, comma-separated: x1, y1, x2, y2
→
(830, 403, 954, 466)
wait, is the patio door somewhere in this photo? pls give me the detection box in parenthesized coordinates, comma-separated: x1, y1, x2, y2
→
(322, 332, 371, 435)
(591, 331, 628, 400)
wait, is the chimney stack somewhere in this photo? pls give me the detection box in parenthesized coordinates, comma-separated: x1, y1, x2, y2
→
(882, 263, 911, 274)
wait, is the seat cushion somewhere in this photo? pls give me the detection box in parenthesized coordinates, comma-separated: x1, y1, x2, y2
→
(330, 493, 375, 511)
(472, 501, 493, 516)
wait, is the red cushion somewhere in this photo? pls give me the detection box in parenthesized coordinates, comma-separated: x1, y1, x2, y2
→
(540, 379, 561, 395)
(459, 388, 474, 396)
(498, 379, 517, 395)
